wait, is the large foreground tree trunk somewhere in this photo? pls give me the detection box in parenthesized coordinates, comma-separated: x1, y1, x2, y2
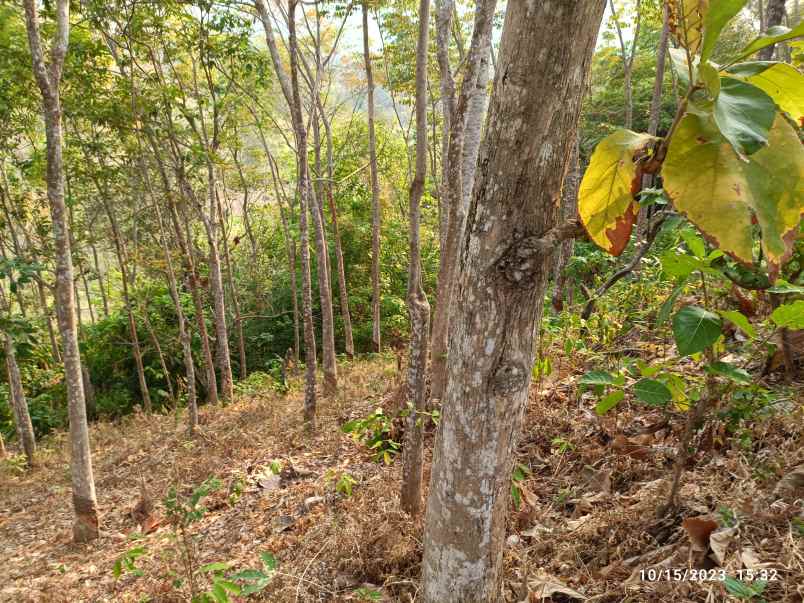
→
(22, 0, 99, 542)
(420, 1, 605, 600)
(399, 0, 432, 516)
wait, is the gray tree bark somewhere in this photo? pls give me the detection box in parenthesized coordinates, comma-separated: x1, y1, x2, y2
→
(22, 0, 99, 542)
(420, 1, 605, 599)
(399, 0, 433, 517)
(429, 0, 497, 401)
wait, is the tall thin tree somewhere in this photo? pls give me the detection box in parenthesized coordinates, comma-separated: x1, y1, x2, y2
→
(22, 0, 99, 542)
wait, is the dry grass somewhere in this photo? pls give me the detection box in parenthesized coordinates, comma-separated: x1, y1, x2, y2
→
(0, 353, 801, 602)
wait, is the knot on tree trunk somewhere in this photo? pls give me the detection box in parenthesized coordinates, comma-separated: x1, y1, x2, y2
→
(490, 360, 527, 395)
(494, 233, 552, 287)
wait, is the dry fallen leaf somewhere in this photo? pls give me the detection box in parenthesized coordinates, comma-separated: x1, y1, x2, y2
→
(709, 525, 738, 566)
(528, 574, 586, 601)
(682, 516, 719, 552)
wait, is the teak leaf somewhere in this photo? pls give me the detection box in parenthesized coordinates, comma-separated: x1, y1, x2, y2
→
(728, 62, 804, 126)
(669, 0, 709, 57)
(633, 378, 672, 406)
(578, 129, 657, 256)
(673, 305, 722, 356)
(700, 0, 748, 63)
(713, 77, 775, 157)
(662, 113, 804, 276)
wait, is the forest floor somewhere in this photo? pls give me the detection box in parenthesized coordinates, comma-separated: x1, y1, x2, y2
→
(0, 350, 802, 602)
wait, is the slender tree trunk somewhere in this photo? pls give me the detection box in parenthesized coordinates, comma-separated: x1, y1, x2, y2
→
(399, 0, 433, 517)
(429, 0, 497, 401)
(308, 119, 338, 395)
(435, 0, 456, 256)
(22, 0, 99, 542)
(94, 175, 152, 413)
(166, 164, 219, 406)
(202, 164, 234, 401)
(216, 190, 247, 380)
(153, 197, 198, 435)
(38, 279, 61, 363)
(90, 242, 109, 317)
(759, 0, 786, 58)
(637, 2, 669, 237)
(257, 0, 318, 426)
(318, 102, 354, 358)
(141, 305, 174, 401)
(4, 335, 36, 467)
(363, 1, 383, 353)
(552, 140, 581, 312)
(268, 153, 301, 363)
(420, 1, 604, 599)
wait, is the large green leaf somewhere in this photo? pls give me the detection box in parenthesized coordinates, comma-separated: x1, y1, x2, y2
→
(700, 0, 749, 63)
(713, 77, 775, 156)
(633, 378, 672, 406)
(595, 390, 625, 415)
(770, 300, 804, 329)
(662, 113, 804, 275)
(706, 361, 752, 383)
(719, 309, 756, 338)
(673, 305, 722, 356)
(727, 62, 804, 126)
(735, 22, 804, 62)
(578, 130, 657, 256)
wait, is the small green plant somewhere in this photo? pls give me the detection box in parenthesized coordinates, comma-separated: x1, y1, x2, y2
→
(510, 464, 532, 510)
(230, 552, 278, 596)
(354, 586, 382, 601)
(551, 436, 574, 455)
(717, 505, 737, 528)
(112, 546, 147, 580)
(336, 472, 357, 497)
(724, 577, 767, 602)
(341, 408, 401, 464)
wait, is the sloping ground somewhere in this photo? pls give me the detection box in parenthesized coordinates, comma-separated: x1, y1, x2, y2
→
(0, 355, 801, 602)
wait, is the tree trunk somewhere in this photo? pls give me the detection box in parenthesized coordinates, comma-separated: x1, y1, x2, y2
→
(420, 1, 604, 599)
(4, 335, 36, 468)
(94, 173, 152, 413)
(22, 0, 99, 542)
(308, 118, 338, 395)
(435, 0, 456, 255)
(552, 140, 581, 312)
(316, 93, 354, 359)
(141, 304, 174, 402)
(399, 0, 433, 517)
(90, 242, 109, 318)
(637, 2, 669, 237)
(759, 0, 786, 59)
(429, 0, 498, 401)
(363, 1, 383, 353)
(268, 152, 301, 364)
(257, 0, 318, 425)
(202, 164, 234, 401)
(171, 173, 219, 406)
(153, 195, 198, 435)
(216, 190, 247, 380)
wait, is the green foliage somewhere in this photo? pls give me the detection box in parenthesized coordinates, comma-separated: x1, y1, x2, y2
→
(579, 2, 804, 280)
(672, 305, 722, 356)
(341, 408, 401, 465)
